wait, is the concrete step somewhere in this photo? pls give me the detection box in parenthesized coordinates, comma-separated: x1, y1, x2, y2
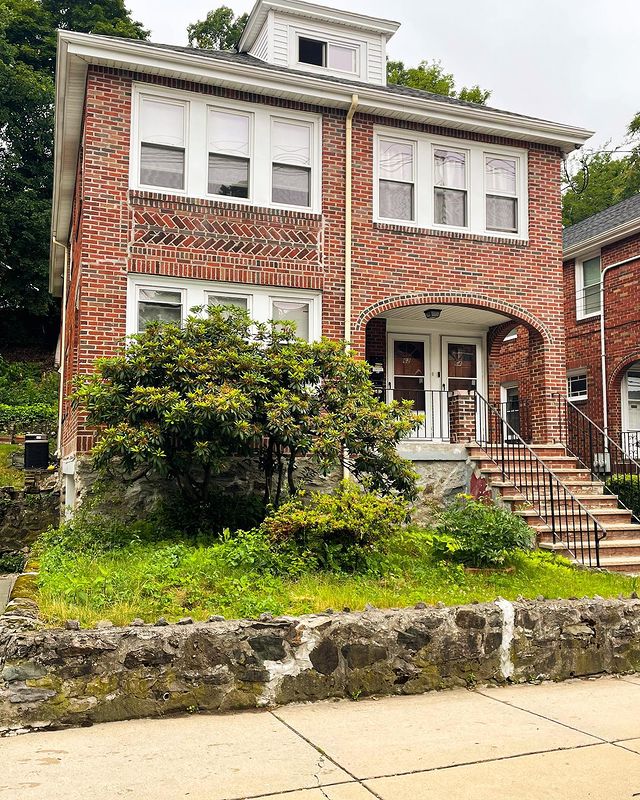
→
(540, 538, 640, 558)
(505, 494, 620, 511)
(490, 479, 606, 496)
(515, 507, 633, 526)
(475, 457, 581, 472)
(479, 465, 595, 482)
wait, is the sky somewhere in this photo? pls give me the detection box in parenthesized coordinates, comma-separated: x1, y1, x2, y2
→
(126, 0, 640, 158)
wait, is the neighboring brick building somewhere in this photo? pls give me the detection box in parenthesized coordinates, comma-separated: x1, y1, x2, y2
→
(563, 195, 640, 455)
(49, 0, 592, 503)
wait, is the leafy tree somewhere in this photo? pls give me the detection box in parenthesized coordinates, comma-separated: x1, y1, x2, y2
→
(74, 308, 418, 509)
(0, 0, 147, 345)
(387, 59, 491, 105)
(187, 6, 248, 51)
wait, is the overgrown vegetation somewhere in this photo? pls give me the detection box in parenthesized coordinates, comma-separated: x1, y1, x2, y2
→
(74, 307, 417, 517)
(607, 475, 640, 522)
(0, 443, 23, 489)
(34, 492, 637, 627)
(0, 358, 57, 437)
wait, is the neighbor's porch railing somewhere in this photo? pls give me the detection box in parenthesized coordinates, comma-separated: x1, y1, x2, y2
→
(621, 431, 640, 461)
(385, 389, 450, 441)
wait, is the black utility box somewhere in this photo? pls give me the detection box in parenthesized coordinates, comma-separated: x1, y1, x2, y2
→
(24, 433, 49, 470)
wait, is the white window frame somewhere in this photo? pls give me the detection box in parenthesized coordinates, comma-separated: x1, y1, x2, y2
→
(270, 116, 316, 211)
(127, 275, 322, 341)
(567, 370, 588, 402)
(205, 290, 253, 316)
(484, 153, 519, 234)
(376, 135, 417, 225)
(206, 107, 254, 202)
(575, 252, 602, 320)
(136, 96, 189, 195)
(432, 143, 470, 232)
(134, 284, 187, 333)
(373, 127, 529, 241)
(291, 28, 362, 79)
(503, 327, 518, 342)
(130, 84, 322, 213)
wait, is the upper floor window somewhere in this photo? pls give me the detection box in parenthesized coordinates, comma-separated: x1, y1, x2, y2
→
(434, 148, 467, 228)
(297, 35, 358, 74)
(132, 86, 321, 212)
(139, 97, 186, 191)
(374, 128, 528, 239)
(377, 137, 415, 222)
(576, 254, 601, 319)
(207, 109, 251, 198)
(485, 155, 518, 233)
(271, 120, 312, 207)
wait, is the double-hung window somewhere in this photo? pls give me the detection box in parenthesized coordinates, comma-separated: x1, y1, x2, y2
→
(139, 97, 186, 191)
(378, 138, 415, 222)
(485, 155, 518, 233)
(207, 109, 251, 199)
(297, 36, 358, 74)
(576, 255, 601, 318)
(271, 119, 313, 207)
(434, 148, 467, 228)
(136, 287, 184, 332)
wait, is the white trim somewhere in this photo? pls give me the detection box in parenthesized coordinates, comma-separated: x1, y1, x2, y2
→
(292, 27, 362, 79)
(129, 83, 322, 213)
(126, 274, 322, 341)
(575, 251, 601, 321)
(441, 335, 485, 396)
(567, 369, 588, 402)
(622, 361, 640, 435)
(373, 127, 529, 240)
(503, 327, 518, 342)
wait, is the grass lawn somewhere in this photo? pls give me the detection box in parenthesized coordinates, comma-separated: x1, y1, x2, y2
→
(35, 530, 639, 627)
(0, 443, 23, 489)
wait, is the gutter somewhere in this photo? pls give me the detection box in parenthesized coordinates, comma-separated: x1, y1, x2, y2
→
(600, 254, 640, 439)
(52, 238, 69, 459)
(344, 94, 359, 345)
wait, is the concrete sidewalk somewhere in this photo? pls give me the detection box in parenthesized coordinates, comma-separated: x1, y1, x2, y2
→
(2, 675, 640, 799)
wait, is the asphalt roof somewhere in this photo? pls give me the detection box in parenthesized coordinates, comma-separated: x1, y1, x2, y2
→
(563, 193, 640, 250)
(110, 37, 578, 128)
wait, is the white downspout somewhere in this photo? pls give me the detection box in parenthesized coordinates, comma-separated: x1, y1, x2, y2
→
(599, 254, 639, 439)
(52, 238, 69, 459)
(344, 93, 359, 346)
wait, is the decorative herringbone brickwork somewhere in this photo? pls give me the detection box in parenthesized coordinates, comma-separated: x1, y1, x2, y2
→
(61, 64, 568, 455)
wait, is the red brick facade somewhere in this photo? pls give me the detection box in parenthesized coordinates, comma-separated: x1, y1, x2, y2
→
(61, 65, 569, 457)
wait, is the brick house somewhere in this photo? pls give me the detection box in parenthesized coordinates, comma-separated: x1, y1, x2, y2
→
(50, 0, 593, 510)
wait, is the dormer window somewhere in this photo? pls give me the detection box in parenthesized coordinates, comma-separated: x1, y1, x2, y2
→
(296, 34, 358, 74)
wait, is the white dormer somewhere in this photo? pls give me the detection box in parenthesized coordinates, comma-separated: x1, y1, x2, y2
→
(238, 0, 399, 86)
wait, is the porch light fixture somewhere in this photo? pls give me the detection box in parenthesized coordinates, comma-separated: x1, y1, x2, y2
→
(424, 308, 441, 319)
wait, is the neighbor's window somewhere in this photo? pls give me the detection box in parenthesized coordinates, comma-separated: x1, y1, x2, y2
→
(503, 327, 518, 342)
(271, 119, 312, 207)
(567, 372, 588, 401)
(139, 97, 186, 190)
(434, 148, 467, 227)
(137, 287, 183, 331)
(207, 109, 251, 198)
(485, 155, 518, 233)
(272, 299, 310, 341)
(378, 138, 415, 221)
(577, 255, 602, 318)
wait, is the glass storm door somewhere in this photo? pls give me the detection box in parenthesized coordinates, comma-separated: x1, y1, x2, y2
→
(443, 340, 479, 392)
(502, 384, 521, 439)
(628, 369, 640, 431)
(390, 338, 429, 410)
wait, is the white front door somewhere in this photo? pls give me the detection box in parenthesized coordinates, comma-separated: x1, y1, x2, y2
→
(624, 365, 640, 457)
(442, 337, 482, 393)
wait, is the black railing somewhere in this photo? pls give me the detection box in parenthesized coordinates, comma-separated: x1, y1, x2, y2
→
(622, 431, 640, 461)
(385, 389, 450, 440)
(496, 399, 531, 443)
(475, 391, 605, 567)
(556, 395, 640, 523)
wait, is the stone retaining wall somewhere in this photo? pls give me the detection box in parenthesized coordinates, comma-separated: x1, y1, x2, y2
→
(2, 597, 640, 734)
(0, 487, 59, 556)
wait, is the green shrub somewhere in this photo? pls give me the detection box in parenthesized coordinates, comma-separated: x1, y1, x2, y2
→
(433, 496, 533, 568)
(257, 480, 408, 572)
(157, 489, 266, 536)
(606, 475, 640, 521)
(0, 551, 25, 573)
(0, 403, 57, 435)
(0, 359, 58, 407)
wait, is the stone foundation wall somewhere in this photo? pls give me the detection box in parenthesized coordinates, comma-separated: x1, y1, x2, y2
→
(2, 598, 640, 734)
(0, 487, 59, 555)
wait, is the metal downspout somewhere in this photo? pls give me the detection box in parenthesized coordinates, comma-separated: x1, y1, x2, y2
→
(52, 238, 69, 459)
(344, 94, 359, 346)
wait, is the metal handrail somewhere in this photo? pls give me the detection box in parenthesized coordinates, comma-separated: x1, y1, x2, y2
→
(474, 391, 606, 567)
(555, 394, 640, 523)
